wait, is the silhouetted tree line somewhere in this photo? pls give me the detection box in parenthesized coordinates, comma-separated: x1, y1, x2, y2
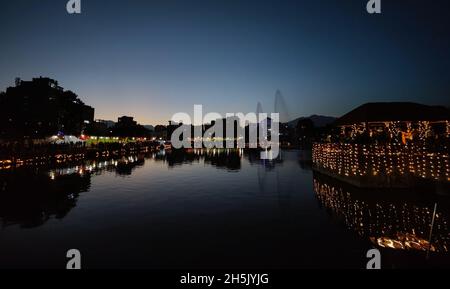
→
(0, 77, 94, 140)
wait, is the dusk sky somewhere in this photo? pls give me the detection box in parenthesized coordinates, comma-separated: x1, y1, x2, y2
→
(1, 0, 449, 125)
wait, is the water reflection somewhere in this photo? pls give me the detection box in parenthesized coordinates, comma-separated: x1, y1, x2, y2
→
(1, 148, 450, 268)
(313, 173, 450, 253)
(0, 170, 90, 228)
(0, 155, 150, 228)
(0, 149, 252, 228)
(48, 156, 146, 178)
(153, 148, 246, 170)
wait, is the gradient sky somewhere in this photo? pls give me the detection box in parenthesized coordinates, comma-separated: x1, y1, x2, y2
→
(1, 0, 449, 125)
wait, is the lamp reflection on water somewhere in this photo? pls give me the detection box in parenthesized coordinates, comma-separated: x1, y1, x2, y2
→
(313, 173, 450, 253)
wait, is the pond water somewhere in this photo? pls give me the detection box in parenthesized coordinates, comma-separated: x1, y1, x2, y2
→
(1, 149, 449, 269)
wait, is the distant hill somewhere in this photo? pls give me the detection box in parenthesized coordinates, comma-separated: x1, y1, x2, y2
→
(288, 115, 337, 127)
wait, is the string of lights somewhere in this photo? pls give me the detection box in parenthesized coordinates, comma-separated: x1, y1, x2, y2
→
(313, 143, 449, 182)
(313, 177, 450, 252)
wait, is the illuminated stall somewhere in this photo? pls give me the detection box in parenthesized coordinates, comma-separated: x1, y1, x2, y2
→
(313, 103, 450, 187)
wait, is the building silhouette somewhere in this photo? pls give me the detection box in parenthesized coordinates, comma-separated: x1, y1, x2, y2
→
(0, 77, 94, 140)
(96, 119, 116, 128)
(111, 116, 151, 137)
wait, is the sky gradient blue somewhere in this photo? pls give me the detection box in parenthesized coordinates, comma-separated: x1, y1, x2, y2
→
(1, 0, 449, 125)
